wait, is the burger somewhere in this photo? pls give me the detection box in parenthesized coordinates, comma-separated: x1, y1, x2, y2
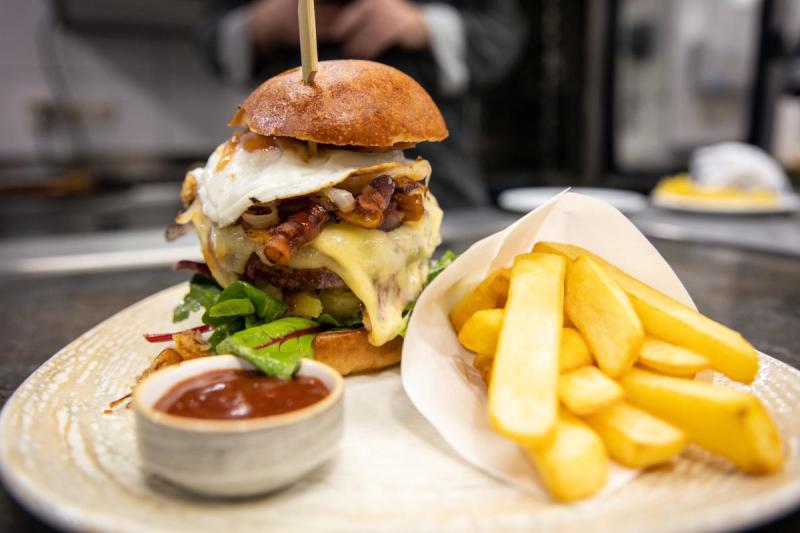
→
(172, 60, 447, 376)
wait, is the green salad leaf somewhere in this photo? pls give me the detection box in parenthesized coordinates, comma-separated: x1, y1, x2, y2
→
(213, 281, 288, 321)
(316, 312, 363, 328)
(207, 319, 244, 351)
(216, 317, 319, 378)
(209, 298, 255, 318)
(173, 274, 222, 322)
(400, 250, 458, 336)
(426, 250, 457, 284)
(172, 275, 289, 348)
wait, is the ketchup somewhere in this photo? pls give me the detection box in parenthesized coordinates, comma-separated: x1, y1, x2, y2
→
(154, 369, 329, 420)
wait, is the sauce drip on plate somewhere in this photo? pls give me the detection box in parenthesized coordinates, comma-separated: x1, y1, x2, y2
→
(154, 369, 329, 420)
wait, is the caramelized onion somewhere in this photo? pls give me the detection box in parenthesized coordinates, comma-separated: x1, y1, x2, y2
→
(242, 209, 279, 229)
(323, 187, 356, 213)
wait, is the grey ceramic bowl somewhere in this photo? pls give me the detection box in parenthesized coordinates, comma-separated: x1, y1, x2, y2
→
(133, 355, 344, 497)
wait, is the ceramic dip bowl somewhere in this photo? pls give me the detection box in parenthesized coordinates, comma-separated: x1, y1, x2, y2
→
(132, 355, 344, 497)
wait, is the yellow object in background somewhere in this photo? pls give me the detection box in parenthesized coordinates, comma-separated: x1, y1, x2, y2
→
(585, 401, 687, 469)
(488, 253, 564, 446)
(654, 174, 778, 206)
(621, 368, 783, 474)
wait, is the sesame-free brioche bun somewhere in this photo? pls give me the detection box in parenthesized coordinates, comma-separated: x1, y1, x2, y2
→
(239, 60, 448, 148)
(312, 328, 402, 376)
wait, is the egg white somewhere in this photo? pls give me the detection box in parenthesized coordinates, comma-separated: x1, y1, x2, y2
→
(192, 139, 407, 227)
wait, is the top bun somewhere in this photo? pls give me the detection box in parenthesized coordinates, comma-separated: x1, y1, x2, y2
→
(240, 60, 448, 148)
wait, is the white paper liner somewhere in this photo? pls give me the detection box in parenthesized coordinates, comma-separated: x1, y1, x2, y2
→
(401, 191, 698, 499)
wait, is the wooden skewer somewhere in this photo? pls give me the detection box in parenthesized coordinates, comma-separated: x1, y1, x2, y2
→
(298, 0, 318, 84)
(298, 0, 318, 155)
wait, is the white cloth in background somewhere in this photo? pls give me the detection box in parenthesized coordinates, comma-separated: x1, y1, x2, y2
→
(218, 5, 253, 85)
(420, 3, 468, 96)
(216, 3, 469, 96)
(690, 142, 791, 192)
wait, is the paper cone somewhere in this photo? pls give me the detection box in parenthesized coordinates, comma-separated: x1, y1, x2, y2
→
(401, 191, 697, 497)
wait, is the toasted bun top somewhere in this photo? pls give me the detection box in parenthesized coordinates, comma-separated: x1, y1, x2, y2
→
(240, 60, 448, 148)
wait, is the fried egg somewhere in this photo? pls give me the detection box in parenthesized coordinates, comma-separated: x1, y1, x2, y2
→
(192, 138, 409, 227)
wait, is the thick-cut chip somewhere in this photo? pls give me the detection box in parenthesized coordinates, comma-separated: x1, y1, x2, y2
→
(639, 337, 710, 377)
(560, 327, 593, 372)
(559, 366, 624, 416)
(565, 256, 644, 378)
(473, 352, 493, 371)
(620, 368, 783, 474)
(585, 401, 687, 468)
(532, 241, 759, 383)
(488, 253, 563, 445)
(474, 357, 493, 385)
(461, 317, 591, 374)
(449, 268, 510, 332)
(522, 411, 608, 502)
(459, 309, 504, 355)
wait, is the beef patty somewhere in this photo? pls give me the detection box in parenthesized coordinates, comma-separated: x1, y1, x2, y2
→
(243, 254, 346, 291)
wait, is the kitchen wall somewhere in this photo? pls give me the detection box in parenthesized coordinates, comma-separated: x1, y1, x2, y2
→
(0, 0, 248, 162)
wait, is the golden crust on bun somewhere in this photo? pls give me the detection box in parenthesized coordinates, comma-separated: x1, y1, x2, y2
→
(239, 60, 448, 148)
(312, 328, 402, 375)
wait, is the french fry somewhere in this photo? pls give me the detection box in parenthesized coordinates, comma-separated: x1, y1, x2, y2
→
(565, 256, 643, 378)
(620, 368, 783, 474)
(488, 253, 563, 446)
(470, 329, 593, 389)
(459, 310, 592, 372)
(560, 327, 593, 372)
(473, 352, 493, 371)
(585, 401, 687, 468)
(473, 353, 493, 384)
(533, 242, 759, 383)
(522, 411, 608, 502)
(449, 268, 510, 332)
(559, 366, 624, 416)
(639, 337, 710, 377)
(459, 309, 503, 355)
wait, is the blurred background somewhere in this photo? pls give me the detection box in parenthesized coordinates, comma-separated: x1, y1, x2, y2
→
(1, 0, 800, 269)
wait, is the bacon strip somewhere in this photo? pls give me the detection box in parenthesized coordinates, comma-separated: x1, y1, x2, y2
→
(264, 203, 330, 265)
(338, 175, 395, 229)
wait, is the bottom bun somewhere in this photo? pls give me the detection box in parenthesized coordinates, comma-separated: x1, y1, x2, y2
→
(312, 329, 402, 376)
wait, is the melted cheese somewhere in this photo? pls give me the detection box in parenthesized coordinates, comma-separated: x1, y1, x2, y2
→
(187, 195, 443, 346)
(289, 195, 442, 345)
(192, 138, 408, 227)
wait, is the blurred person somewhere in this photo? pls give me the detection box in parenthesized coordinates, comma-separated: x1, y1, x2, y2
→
(199, 0, 526, 208)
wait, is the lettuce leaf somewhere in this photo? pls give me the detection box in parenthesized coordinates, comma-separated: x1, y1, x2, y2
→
(173, 274, 222, 322)
(316, 311, 363, 328)
(400, 250, 457, 336)
(216, 317, 319, 378)
(208, 298, 255, 318)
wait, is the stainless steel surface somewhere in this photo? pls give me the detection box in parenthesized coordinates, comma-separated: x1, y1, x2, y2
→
(1, 205, 798, 277)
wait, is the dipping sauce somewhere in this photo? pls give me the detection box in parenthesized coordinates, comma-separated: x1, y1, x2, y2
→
(154, 369, 329, 420)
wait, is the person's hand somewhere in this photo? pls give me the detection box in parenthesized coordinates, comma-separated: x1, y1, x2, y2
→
(332, 0, 429, 59)
(249, 0, 341, 49)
